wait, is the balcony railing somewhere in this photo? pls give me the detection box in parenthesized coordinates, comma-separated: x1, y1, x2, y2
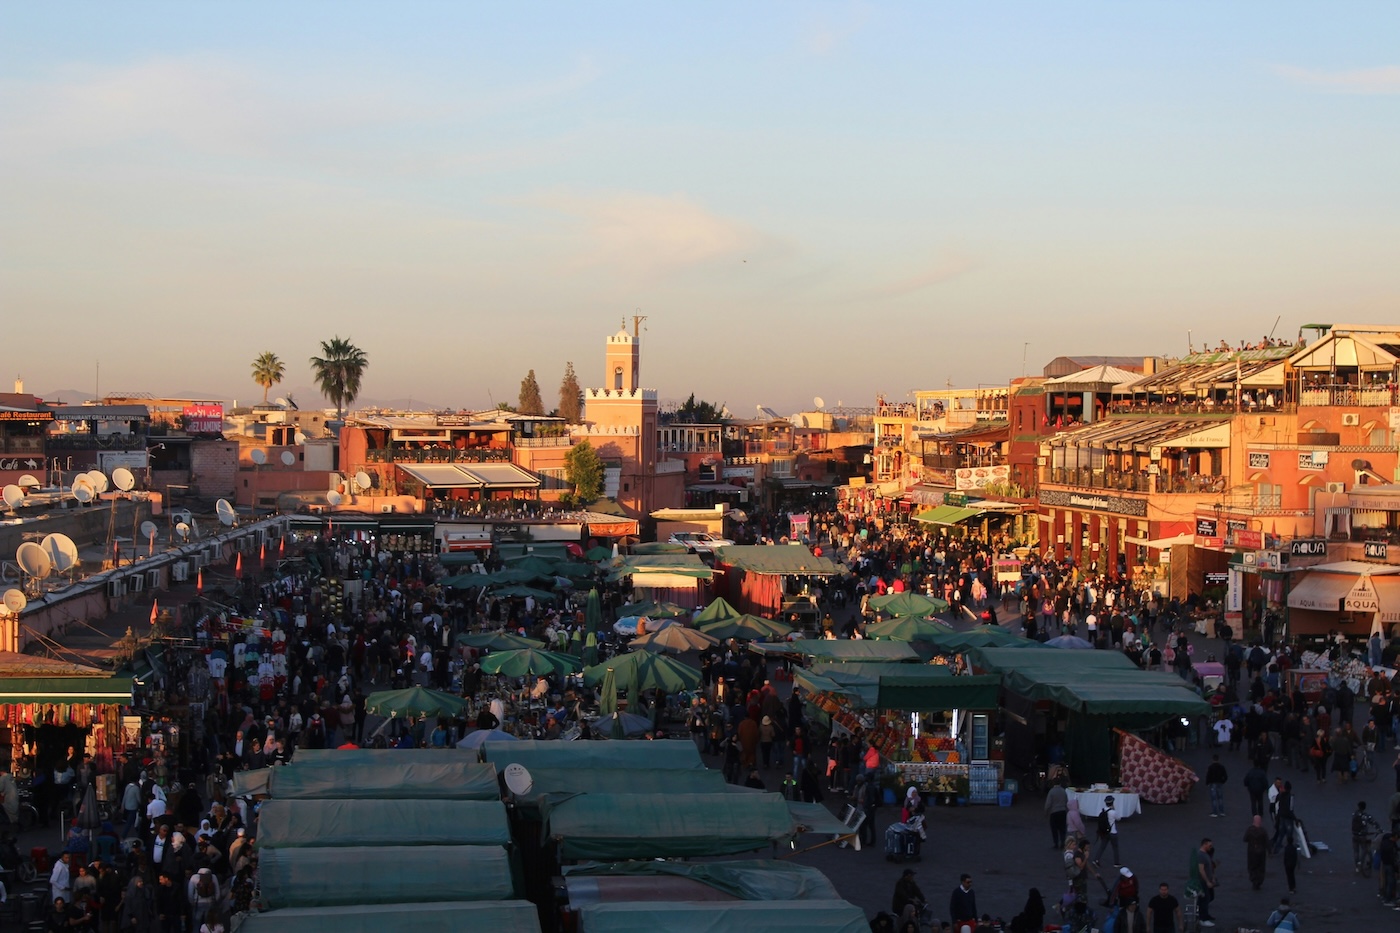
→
(1040, 467, 1224, 495)
(1106, 400, 1296, 416)
(0, 436, 45, 454)
(1299, 385, 1396, 408)
(366, 447, 511, 464)
(46, 433, 147, 450)
(660, 443, 723, 454)
(512, 436, 573, 448)
(921, 453, 1005, 470)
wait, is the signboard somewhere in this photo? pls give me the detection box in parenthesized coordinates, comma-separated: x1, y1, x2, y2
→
(1343, 575, 1379, 612)
(1203, 571, 1229, 586)
(943, 492, 968, 507)
(1039, 489, 1147, 517)
(98, 451, 149, 472)
(1297, 451, 1327, 471)
(722, 465, 756, 480)
(183, 404, 224, 434)
(0, 456, 45, 472)
(1196, 517, 1219, 537)
(0, 410, 53, 422)
(1256, 550, 1283, 571)
(436, 415, 473, 427)
(1196, 536, 1224, 549)
(1364, 540, 1388, 560)
(1247, 451, 1271, 469)
(1289, 539, 1327, 557)
(955, 464, 1010, 491)
(1231, 529, 1264, 549)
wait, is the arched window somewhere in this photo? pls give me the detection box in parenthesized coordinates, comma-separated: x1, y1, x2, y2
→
(614, 367, 624, 390)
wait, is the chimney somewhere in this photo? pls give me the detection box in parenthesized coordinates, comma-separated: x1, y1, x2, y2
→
(1141, 357, 1156, 376)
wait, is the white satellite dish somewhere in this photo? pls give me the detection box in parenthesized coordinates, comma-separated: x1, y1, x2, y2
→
(326, 490, 343, 507)
(112, 467, 136, 492)
(40, 534, 79, 573)
(17, 474, 40, 489)
(216, 499, 237, 527)
(274, 397, 290, 409)
(140, 521, 159, 541)
(814, 396, 825, 409)
(503, 763, 534, 797)
(175, 522, 191, 540)
(354, 471, 372, 491)
(250, 449, 267, 465)
(2, 485, 22, 509)
(72, 481, 94, 504)
(294, 432, 306, 445)
(280, 451, 296, 466)
(16, 542, 52, 579)
(86, 470, 109, 493)
(2, 589, 26, 615)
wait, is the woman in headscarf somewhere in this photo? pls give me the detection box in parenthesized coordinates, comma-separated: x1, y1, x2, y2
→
(1243, 813, 1270, 890)
(1065, 796, 1087, 840)
(1009, 887, 1045, 933)
(195, 819, 214, 843)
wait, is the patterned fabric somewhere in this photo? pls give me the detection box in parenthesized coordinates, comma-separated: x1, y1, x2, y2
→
(1116, 728, 1198, 804)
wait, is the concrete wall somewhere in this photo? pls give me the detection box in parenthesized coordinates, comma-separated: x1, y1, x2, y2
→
(190, 440, 238, 498)
(0, 499, 153, 567)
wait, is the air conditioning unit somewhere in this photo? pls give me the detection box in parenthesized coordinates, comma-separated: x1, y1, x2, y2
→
(1342, 413, 1360, 426)
(172, 561, 189, 582)
(146, 569, 162, 590)
(107, 579, 125, 599)
(170, 508, 193, 526)
(126, 575, 144, 594)
(1326, 482, 1347, 494)
(192, 553, 207, 570)
(380, 505, 395, 514)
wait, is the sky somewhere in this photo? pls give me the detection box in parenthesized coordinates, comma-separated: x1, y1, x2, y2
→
(2, 2, 1398, 416)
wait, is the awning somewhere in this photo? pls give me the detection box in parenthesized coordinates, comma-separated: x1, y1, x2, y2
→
(911, 504, 985, 525)
(238, 902, 542, 933)
(397, 464, 483, 488)
(1144, 533, 1195, 549)
(459, 463, 541, 489)
(0, 676, 134, 705)
(1286, 572, 1357, 611)
(1373, 575, 1400, 623)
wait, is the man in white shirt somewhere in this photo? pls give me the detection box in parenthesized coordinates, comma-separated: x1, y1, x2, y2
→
(1213, 717, 1233, 749)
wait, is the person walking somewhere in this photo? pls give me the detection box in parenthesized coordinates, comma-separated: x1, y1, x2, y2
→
(1205, 755, 1228, 818)
(1243, 815, 1269, 890)
(891, 869, 925, 928)
(1281, 830, 1300, 894)
(1270, 781, 1296, 855)
(1187, 838, 1218, 928)
(1045, 779, 1069, 849)
(1146, 881, 1182, 933)
(949, 874, 977, 930)
(1092, 795, 1121, 867)
(1242, 764, 1269, 819)
(1265, 897, 1298, 933)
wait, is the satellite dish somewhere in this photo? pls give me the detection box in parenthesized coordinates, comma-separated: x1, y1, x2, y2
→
(140, 521, 159, 541)
(355, 471, 372, 491)
(274, 397, 290, 408)
(294, 431, 306, 445)
(280, 451, 296, 466)
(86, 470, 109, 493)
(72, 481, 94, 504)
(326, 491, 343, 507)
(175, 522, 191, 540)
(756, 404, 765, 414)
(503, 763, 533, 796)
(40, 534, 79, 572)
(250, 449, 267, 465)
(2, 589, 26, 615)
(112, 467, 136, 491)
(814, 396, 825, 409)
(16, 474, 40, 489)
(16, 542, 52, 579)
(2, 485, 22, 509)
(216, 499, 237, 527)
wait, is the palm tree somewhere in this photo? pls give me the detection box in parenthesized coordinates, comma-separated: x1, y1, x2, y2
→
(250, 351, 286, 404)
(309, 336, 369, 420)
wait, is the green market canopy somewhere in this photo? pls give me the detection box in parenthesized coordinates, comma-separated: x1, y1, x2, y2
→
(867, 592, 950, 617)
(257, 761, 501, 800)
(691, 596, 743, 626)
(697, 614, 794, 641)
(508, 767, 728, 812)
(863, 616, 954, 641)
(749, 640, 919, 663)
(714, 545, 844, 576)
(541, 792, 797, 859)
(582, 652, 702, 693)
(238, 902, 541, 933)
(577, 901, 868, 933)
(922, 624, 1040, 652)
(364, 686, 469, 719)
(457, 631, 547, 651)
(561, 860, 843, 902)
(482, 738, 704, 772)
(258, 845, 514, 909)
(795, 662, 1001, 711)
(255, 799, 510, 849)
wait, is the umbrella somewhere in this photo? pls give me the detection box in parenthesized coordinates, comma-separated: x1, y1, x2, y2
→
(491, 585, 560, 603)
(585, 588, 602, 639)
(632, 625, 719, 653)
(1045, 635, 1095, 650)
(365, 687, 469, 719)
(692, 596, 743, 626)
(584, 546, 614, 562)
(456, 728, 518, 749)
(583, 651, 701, 694)
(868, 592, 950, 617)
(457, 631, 545, 651)
(697, 614, 794, 641)
(617, 599, 690, 619)
(599, 666, 618, 719)
(583, 631, 599, 667)
(478, 647, 582, 678)
(864, 616, 955, 642)
(594, 711, 652, 738)
(440, 573, 495, 589)
(77, 783, 101, 833)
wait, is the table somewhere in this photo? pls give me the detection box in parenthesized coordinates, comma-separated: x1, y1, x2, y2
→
(1066, 788, 1141, 819)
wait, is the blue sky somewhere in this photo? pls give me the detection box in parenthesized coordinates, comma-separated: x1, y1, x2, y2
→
(2, 2, 1397, 415)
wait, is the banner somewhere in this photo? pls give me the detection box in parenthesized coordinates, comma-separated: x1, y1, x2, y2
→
(955, 464, 1009, 490)
(183, 404, 225, 433)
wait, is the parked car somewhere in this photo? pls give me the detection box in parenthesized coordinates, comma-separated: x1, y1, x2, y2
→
(668, 532, 734, 555)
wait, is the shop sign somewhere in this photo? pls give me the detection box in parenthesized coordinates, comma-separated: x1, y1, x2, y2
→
(944, 492, 968, 507)
(0, 456, 45, 472)
(955, 464, 1010, 490)
(1039, 489, 1147, 517)
(1196, 517, 1219, 537)
(723, 465, 756, 480)
(1343, 575, 1379, 612)
(0, 410, 53, 422)
(1231, 529, 1263, 549)
(1256, 550, 1283, 571)
(1247, 451, 1270, 469)
(183, 404, 224, 433)
(1196, 536, 1224, 549)
(1297, 451, 1327, 471)
(1289, 539, 1327, 557)
(1364, 541, 1388, 560)
(1203, 571, 1229, 586)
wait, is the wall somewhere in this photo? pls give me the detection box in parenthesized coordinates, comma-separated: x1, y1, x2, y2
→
(189, 441, 238, 498)
(0, 498, 153, 563)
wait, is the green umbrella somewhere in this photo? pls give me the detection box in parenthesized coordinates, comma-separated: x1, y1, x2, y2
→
(864, 616, 956, 642)
(364, 687, 469, 719)
(583, 651, 701, 694)
(867, 591, 950, 617)
(440, 572, 494, 589)
(697, 614, 794, 641)
(692, 596, 743, 626)
(583, 631, 599, 667)
(491, 585, 561, 602)
(584, 546, 614, 562)
(617, 599, 690, 619)
(478, 648, 582, 678)
(457, 631, 546, 651)
(585, 588, 602, 638)
(599, 666, 618, 718)
(632, 625, 719, 653)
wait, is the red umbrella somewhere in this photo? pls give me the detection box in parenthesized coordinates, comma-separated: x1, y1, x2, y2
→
(336, 742, 359, 750)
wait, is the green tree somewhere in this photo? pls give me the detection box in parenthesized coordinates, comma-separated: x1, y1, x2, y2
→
(674, 393, 726, 423)
(518, 369, 545, 415)
(563, 439, 605, 504)
(558, 362, 583, 423)
(250, 351, 286, 404)
(309, 336, 369, 420)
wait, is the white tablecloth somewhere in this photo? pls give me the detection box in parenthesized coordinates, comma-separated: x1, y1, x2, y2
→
(1067, 789, 1141, 819)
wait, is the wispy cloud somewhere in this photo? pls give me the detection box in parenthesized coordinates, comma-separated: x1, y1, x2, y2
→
(800, 3, 872, 56)
(1273, 64, 1400, 95)
(854, 254, 977, 300)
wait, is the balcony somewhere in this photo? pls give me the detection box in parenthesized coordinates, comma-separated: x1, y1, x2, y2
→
(512, 435, 573, 448)
(0, 436, 45, 455)
(1040, 467, 1225, 495)
(366, 447, 511, 464)
(921, 453, 1004, 470)
(46, 433, 146, 450)
(660, 442, 723, 454)
(1106, 400, 1295, 416)
(1299, 384, 1396, 408)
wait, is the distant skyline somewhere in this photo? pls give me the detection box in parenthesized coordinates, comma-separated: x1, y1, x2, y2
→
(3, 3, 1397, 415)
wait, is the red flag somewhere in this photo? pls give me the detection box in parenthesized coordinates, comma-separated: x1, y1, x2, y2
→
(278, 537, 285, 556)
(235, 552, 243, 578)
(197, 569, 203, 592)
(149, 600, 159, 625)
(260, 542, 266, 562)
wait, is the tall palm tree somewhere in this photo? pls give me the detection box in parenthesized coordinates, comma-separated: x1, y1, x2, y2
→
(309, 336, 369, 420)
(250, 351, 286, 404)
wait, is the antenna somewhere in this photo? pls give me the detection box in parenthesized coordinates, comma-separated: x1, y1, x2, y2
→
(175, 522, 191, 541)
(216, 499, 237, 527)
(140, 520, 158, 541)
(2, 484, 22, 510)
(16, 542, 53, 581)
(111, 467, 136, 492)
(16, 474, 40, 489)
(86, 470, 109, 494)
(326, 490, 344, 507)
(354, 471, 372, 492)
(294, 432, 306, 445)
(2, 589, 26, 615)
(503, 763, 533, 797)
(274, 397, 290, 408)
(813, 396, 825, 410)
(280, 450, 296, 466)
(250, 449, 267, 465)
(72, 480, 94, 504)
(40, 534, 79, 573)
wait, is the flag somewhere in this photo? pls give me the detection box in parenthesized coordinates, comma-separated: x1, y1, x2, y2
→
(259, 542, 266, 562)
(278, 537, 285, 556)
(197, 569, 203, 592)
(235, 552, 243, 578)
(149, 600, 159, 625)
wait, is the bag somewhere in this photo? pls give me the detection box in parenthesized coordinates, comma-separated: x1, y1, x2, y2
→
(1269, 908, 1293, 932)
(1097, 808, 1111, 836)
(197, 875, 214, 899)
(1309, 746, 1323, 759)
(1064, 849, 1082, 880)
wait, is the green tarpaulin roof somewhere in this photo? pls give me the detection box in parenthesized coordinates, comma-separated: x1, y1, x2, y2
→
(289, 748, 468, 765)
(0, 676, 134, 705)
(923, 625, 1041, 652)
(787, 801, 852, 836)
(801, 662, 1001, 711)
(541, 792, 796, 859)
(562, 860, 842, 902)
(239, 901, 541, 933)
(578, 901, 868, 933)
(609, 553, 714, 580)
(258, 845, 514, 909)
(968, 647, 1212, 720)
(512, 767, 727, 809)
(628, 542, 689, 554)
(262, 761, 501, 800)
(713, 545, 844, 576)
(750, 640, 919, 662)
(482, 739, 704, 771)
(256, 799, 510, 849)
(912, 504, 986, 525)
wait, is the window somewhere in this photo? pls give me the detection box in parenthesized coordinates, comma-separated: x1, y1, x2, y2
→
(614, 367, 623, 390)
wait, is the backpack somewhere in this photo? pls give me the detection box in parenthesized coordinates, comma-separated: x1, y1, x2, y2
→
(197, 874, 215, 899)
(1096, 808, 1111, 836)
(1064, 849, 1083, 880)
(1270, 908, 1294, 933)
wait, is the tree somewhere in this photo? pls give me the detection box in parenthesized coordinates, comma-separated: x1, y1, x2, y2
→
(250, 351, 286, 404)
(563, 439, 605, 504)
(309, 336, 369, 420)
(518, 369, 545, 415)
(674, 393, 726, 424)
(558, 362, 583, 423)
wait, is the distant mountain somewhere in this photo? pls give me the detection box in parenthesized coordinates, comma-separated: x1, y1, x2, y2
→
(34, 388, 95, 405)
(36, 385, 453, 413)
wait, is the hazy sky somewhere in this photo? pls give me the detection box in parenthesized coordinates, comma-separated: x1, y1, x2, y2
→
(3, 3, 1397, 416)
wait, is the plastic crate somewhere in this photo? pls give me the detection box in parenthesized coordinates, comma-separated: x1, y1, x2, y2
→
(998, 790, 1014, 807)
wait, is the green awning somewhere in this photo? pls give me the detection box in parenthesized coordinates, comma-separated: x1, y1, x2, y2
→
(751, 640, 919, 662)
(510, 767, 727, 811)
(922, 625, 1042, 653)
(912, 505, 985, 525)
(258, 846, 515, 909)
(482, 738, 704, 771)
(562, 859, 841, 902)
(263, 761, 501, 800)
(787, 801, 852, 836)
(712, 545, 844, 576)
(256, 799, 510, 849)
(968, 647, 1212, 721)
(578, 901, 868, 933)
(0, 676, 134, 705)
(238, 902, 541, 933)
(541, 792, 796, 859)
(803, 662, 1000, 711)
